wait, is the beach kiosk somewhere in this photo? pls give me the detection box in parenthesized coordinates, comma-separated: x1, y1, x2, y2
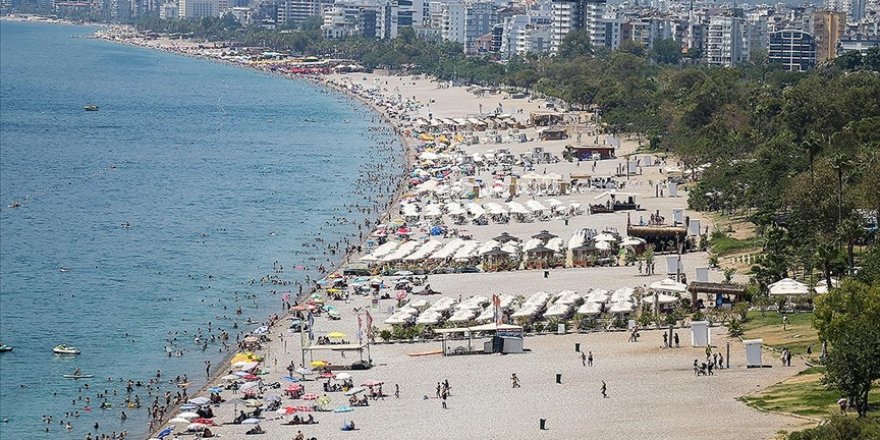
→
(744, 339, 763, 368)
(690, 321, 710, 347)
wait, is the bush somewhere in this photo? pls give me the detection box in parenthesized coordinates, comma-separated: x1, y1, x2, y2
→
(637, 313, 655, 327)
(378, 329, 393, 342)
(533, 322, 545, 333)
(728, 319, 744, 337)
(733, 302, 750, 321)
(787, 416, 880, 440)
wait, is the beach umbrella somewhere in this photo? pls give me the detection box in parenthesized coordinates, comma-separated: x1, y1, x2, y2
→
(279, 406, 296, 415)
(240, 418, 262, 425)
(335, 372, 352, 380)
(302, 393, 319, 400)
(168, 418, 191, 424)
(768, 278, 809, 296)
(319, 372, 335, 379)
(186, 423, 208, 432)
(295, 367, 313, 376)
(285, 384, 303, 391)
(175, 412, 200, 420)
(188, 397, 210, 406)
(192, 418, 214, 426)
(221, 374, 240, 382)
(334, 406, 354, 413)
(293, 405, 313, 413)
(157, 427, 174, 439)
(360, 380, 383, 387)
(310, 360, 329, 368)
(327, 332, 346, 339)
(316, 395, 332, 407)
(344, 386, 366, 396)
(239, 381, 261, 391)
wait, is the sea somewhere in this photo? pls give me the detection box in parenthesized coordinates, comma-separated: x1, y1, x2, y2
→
(0, 21, 405, 439)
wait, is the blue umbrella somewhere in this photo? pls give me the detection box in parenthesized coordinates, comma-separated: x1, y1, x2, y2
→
(281, 376, 300, 382)
(157, 427, 173, 439)
(334, 406, 354, 413)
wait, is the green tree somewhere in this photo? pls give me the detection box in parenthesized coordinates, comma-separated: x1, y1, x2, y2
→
(557, 29, 593, 59)
(650, 38, 682, 65)
(813, 279, 880, 417)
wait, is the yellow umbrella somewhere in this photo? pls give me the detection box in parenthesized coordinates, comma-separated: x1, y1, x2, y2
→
(231, 352, 259, 364)
(326, 288, 341, 293)
(311, 360, 328, 368)
(327, 332, 346, 339)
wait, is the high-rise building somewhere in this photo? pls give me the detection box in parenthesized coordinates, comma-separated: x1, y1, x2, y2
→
(813, 10, 846, 63)
(769, 30, 816, 71)
(550, 0, 607, 53)
(550, 0, 584, 53)
(277, 0, 321, 27)
(441, 1, 497, 53)
(706, 14, 746, 67)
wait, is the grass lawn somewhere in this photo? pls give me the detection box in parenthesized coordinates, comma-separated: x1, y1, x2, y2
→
(741, 310, 819, 356)
(741, 367, 880, 418)
(710, 233, 763, 256)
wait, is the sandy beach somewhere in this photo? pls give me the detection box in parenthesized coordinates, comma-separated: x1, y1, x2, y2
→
(75, 29, 809, 440)
(142, 71, 808, 440)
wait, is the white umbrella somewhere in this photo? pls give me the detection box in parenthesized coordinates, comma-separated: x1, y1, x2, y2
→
(813, 278, 839, 294)
(768, 278, 809, 296)
(239, 381, 261, 391)
(650, 278, 688, 293)
(240, 418, 262, 425)
(175, 412, 200, 420)
(188, 397, 210, 405)
(187, 423, 208, 432)
(169, 417, 191, 424)
(335, 372, 352, 380)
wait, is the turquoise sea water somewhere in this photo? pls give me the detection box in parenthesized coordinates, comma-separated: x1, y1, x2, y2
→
(0, 21, 404, 439)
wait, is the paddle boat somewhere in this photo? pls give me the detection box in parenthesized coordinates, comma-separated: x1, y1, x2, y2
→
(0, 343, 12, 352)
(53, 344, 81, 355)
(83, 105, 99, 111)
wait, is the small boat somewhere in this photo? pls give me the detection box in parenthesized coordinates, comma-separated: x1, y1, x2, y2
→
(8, 201, 21, 208)
(53, 345, 81, 355)
(0, 344, 12, 352)
(60, 267, 71, 273)
(63, 374, 94, 379)
(84, 105, 99, 111)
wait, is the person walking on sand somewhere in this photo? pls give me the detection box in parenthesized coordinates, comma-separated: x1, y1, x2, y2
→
(395, 384, 400, 399)
(588, 351, 593, 367)
(601, 381, 607, 398)
(441, 390, 448, 409)
(581, 352, 586, 367)
(511, 374, 521, 388)
(674, 332, 680, 348)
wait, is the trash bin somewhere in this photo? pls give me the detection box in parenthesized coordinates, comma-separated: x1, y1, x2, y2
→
(575, 343, 581, 352)
(539, 419, 547, 430)
(555, 373, 562, 384)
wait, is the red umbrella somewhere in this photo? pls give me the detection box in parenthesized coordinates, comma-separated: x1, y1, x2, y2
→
(361, 380, 383, 387)
(302, 393, 319, 401)
(282, 406, 296, 415)
(294, 405, 313, 413)
(285, 384, 303, 392)
(242, 374, 258, 381)
(319, 372, 335, 379)
(192, 418, 214, 425)
(290, 304, 315, 312)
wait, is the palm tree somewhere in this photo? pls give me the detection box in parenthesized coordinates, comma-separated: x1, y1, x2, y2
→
(837, 216, 864, 273)
(828, 152, 852, 225)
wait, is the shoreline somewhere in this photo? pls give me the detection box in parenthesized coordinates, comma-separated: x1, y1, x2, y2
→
(96, 26, 419, 439)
